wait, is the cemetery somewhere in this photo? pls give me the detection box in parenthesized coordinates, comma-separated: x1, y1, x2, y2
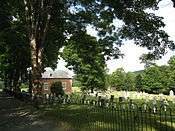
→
(3, 87, 174, 130)
(32, 90, 175, 131)
(1, 0, 175, 131)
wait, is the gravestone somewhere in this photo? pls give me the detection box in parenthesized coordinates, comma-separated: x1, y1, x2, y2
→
(152, 97, 157, 113)
(46, 94, 49, 99)
(136, 92, 141, 99)
(160, 99, 169, 111)
(110, 95, 114, 102)
(169, 90, 174, 96)
(143, 103, 147, 111)
(159, 93, 163, 101)
(81, 95, 86, 104)
(119, 97, 125, 102)
(173, 97, 175, 104)
(98, 96, 102, 106)
(129, 99, 136, 109)
(126, 91, 130, 98)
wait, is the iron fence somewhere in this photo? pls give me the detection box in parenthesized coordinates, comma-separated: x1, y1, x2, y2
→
(6, 90, 175, 131)
(48, 95, 175, 131)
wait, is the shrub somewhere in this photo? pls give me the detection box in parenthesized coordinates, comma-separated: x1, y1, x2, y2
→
(50, 81, 65, 97)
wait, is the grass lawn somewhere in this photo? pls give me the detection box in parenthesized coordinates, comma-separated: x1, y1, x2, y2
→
(42, 104, 175, 131)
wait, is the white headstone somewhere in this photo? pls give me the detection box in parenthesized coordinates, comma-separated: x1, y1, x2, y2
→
(46, 94, 49, 99)
(159, 93, 163, 101)
(136, 92, 141, 99)
(152, 97, 157, 106)
(126, 91, 130, 98)
(169, 90, 174, 96)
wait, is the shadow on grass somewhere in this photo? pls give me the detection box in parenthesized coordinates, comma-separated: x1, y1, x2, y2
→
(0, 92, 58, 131)
(43, 104, 175, 131)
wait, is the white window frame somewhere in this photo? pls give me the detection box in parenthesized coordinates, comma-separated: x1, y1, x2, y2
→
(43, 82, 49, 90)
(62, 82, 67, 89)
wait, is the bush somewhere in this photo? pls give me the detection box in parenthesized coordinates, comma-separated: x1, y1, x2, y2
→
(50, 81, 65, 97)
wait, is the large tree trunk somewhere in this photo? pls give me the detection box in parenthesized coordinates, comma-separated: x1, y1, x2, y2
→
(30, 36, 43, 94)
(24, 0, 52, 95)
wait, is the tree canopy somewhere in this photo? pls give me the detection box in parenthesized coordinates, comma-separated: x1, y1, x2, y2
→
(108, 56, 175, 94)
(62, 32, 107, 92)
(0, 0, 174, 92)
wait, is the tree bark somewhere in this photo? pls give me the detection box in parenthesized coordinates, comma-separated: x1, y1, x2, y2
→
(24, 0, 52, 94)
(30, 36, 42, 94)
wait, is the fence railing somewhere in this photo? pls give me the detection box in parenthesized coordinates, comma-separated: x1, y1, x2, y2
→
(4, 90, 175, 131)
(44, 95, 175, 131)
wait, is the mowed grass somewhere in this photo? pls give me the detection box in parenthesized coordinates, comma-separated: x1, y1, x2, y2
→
(43, 104, 175, 131)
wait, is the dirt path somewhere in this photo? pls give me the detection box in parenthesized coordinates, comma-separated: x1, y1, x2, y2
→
(0, 92, 60, 131)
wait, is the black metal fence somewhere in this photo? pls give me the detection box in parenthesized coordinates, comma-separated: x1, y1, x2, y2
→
(46, 95, 175, 131)
(4, 90, 175, 131)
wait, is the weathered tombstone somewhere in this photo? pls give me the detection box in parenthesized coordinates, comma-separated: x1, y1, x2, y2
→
(123, 90, 127, 99)
(163, 99, 169, 111)
(95, 92, 98, 97)
(143, 103, 147, 111)
(159, 93, 163, 101)
(98, 96, 102, 106)
(31, 93, 35, 101)
(46, 94, 49, 100)
(90, 100, 94, 105)
(152, 97, 157, 105)
(106, 101, 109, 108)
(169, 90, 174, 97)
(126, 91, 130, 98)
(152, 97, 157, 113)
(129, 99, 135, 109)
(54, 96, 58, 101)
(119, 97, 125, 102)
(160, 98, 164, 108)
(63, 96, 67, 104)
(82, 95, 86, 104)
(136, 92, 141, 99)
(173, 97, 175, 104)
(110, 95, 114, 102)
(87, 99, 90, 104)
(101, 98, 106, 107)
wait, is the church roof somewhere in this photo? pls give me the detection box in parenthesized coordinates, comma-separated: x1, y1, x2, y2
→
(42, 68, 72, 79)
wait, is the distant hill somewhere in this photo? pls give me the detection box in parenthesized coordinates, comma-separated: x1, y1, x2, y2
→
(132, 70, 144, 75)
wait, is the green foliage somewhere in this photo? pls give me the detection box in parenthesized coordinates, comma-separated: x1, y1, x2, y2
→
(0, 18, 31, 88)
(135, 63, 175, 94)
(109, 55, 175, 94)
(0, 0, 174, 92)
(141, 66, 163, 93)
(124, 72, 136, 91)
(135, 74, 144, 91)
(72, 75, 82, 87)
(50, 81, 65, 96)
(140, 53, 157, 68)
(62, 32, 107, 92)
(109, 68, 125, 90)
(19, 83, 28, 89)
(109, 68, 136, 91)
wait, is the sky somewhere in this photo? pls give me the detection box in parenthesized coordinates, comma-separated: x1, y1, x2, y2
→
(57, 0, 175, 74)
